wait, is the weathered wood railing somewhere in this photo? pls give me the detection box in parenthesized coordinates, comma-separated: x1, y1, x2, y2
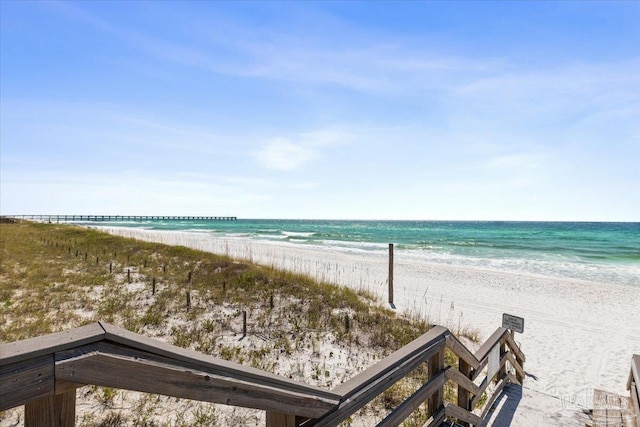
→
(628, 354, 640, 426)
(0, 322, 525, 426)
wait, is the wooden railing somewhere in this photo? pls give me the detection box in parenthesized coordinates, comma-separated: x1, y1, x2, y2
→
(0, 322, 525, 427)
(628, 354, 640, 426)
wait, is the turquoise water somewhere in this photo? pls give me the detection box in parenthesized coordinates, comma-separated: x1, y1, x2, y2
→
(87, 220, 640, 287)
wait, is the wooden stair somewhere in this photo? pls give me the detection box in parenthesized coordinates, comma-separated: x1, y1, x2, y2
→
(591, 389, 637, 427)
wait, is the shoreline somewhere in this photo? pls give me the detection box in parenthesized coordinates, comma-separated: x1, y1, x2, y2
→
(99, 226, 640, 400)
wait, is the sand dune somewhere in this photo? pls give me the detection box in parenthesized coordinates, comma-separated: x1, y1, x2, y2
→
(101, 227, 640, 421)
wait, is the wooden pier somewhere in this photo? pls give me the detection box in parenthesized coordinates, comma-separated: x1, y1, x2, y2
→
(6, 215, 237, 222)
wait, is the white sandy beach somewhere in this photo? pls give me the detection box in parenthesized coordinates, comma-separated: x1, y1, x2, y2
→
(101, 227, 640, 425)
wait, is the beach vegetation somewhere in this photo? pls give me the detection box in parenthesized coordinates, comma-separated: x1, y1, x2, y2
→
(0, 221, 480, 426)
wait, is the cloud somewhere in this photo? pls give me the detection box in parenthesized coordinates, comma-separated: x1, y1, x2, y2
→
(251, 126, 356, 172)
(254, 138, 315, 171)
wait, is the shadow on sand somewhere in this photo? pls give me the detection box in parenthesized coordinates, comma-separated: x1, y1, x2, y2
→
(486, 383, 523, 426)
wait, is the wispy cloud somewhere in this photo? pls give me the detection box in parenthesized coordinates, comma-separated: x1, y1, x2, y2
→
(254, 138, 316, 171)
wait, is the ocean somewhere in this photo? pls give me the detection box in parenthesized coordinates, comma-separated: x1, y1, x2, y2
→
(83, 219, 640, 287)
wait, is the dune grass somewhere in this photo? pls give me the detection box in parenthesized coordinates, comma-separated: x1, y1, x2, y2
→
(0, 221, 476, 426)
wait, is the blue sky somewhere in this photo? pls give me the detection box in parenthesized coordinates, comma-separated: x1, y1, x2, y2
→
(1, 1, 639, 220)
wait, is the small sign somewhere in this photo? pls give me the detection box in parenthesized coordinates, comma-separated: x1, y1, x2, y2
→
(502, 313, 524, 333)
(487, 345, 500, 380)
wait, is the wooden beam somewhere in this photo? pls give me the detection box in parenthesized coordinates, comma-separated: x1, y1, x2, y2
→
(98, 322, 339, 402)
(376, 369, 446, 427)
(266, 412, 297, 427)
(307, 341, 445, 427)
(445, 334, 480, 370)
(24, 389, 75, 427)
(456, 359, 472, 427)
(333, 326, 447, 397)
(471, 353, 509, 408)
(445, 365, 479, 397)
(474, 328, 507, 362)
(55, 351, 335, 418)
(629, 381, 640, 427)
(630, 355, 640, 389)
(422, 406, 445, 427)
(444, 402, 482, 426)
(504, 332, 526, 363)
(0, 323, 105, 366)
(505, 352, 525, 384)
(0, 355, 54, 411)
(388, 243, 394, 305)
(427, 349, 444, 418)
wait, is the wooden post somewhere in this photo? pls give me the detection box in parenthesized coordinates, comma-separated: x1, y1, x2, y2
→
(84, 252, 88, 261)
(163, 264, 166, 274)
(152, 277, 156, 295)
(188, 271, 192, 283)
(109, 262, 112, 273)
(458, 359, 471, 427)
(265, 411, 297, 427)
(186, 291, 191, 311)
(428, 347, 444, 418)
(497, 338, 507, 383)
(388, 243, 394, 305)
(242, 310, 247, 337)
(127, 269, 131, 283)
(96, 257, 99, 265)
(512, 330, 525, 384)
(344, 314, 350, 332)
(25, 389, 76, 427)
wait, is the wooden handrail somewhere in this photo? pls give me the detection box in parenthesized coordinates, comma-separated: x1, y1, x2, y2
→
(306, 327, 448, 426)
(333, 326, 447, 397)
(0, 322, 526, 427)
(628, 354, 640, 426)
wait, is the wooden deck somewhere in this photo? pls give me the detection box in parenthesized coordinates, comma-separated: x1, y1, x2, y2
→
(592, 389, 638, 427)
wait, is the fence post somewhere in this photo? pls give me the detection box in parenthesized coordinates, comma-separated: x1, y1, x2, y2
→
(458, 359, 471, 427)
(428, 346, 444, 417)
(25, 389, 76, 427)
(497, 338, 507, 383)
(513, 332, 525, 384)
(388, 243, 394, 305)
(265, 411, 298, 427)
(242, 310, 247, 337)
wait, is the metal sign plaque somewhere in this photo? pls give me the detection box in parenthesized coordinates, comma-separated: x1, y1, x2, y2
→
(502, 313, 524, 333)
